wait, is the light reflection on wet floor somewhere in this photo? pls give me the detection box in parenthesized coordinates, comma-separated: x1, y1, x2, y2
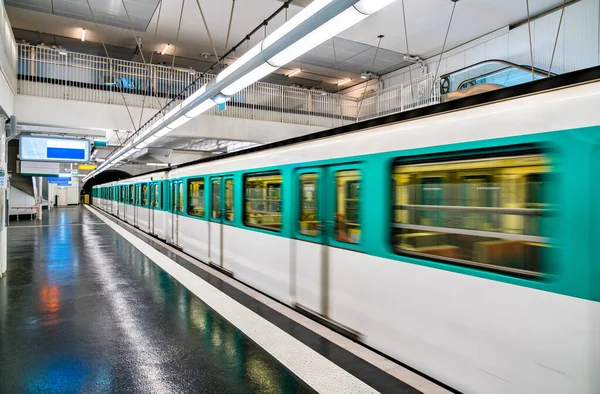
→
(0, 207, 313, 393)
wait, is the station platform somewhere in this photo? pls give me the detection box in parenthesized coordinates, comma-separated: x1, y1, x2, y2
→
(0, 207, 452, 393)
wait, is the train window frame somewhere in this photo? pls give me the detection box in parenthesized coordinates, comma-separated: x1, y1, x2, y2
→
(391, 150, 552, 278)
(332, 169, 362, 246)
(298, 172, 320, 238)
(243, 172, 283, 232)
(224, 178, 234, 223)
(141, 183, 149, 207)
(187, 178, 205, 218)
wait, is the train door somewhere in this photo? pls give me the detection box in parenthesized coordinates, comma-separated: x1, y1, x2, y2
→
(292, 164, 362, 319)
(149, 182, 156, 235)
(134, 184, 140, 227)
(115, 186, 120, 217)
(170, 180, 183, 245)
(208, 176, 234, 269)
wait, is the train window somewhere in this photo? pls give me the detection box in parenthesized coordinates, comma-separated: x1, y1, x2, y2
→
(244, 173, 282, 232)
(142, 184, 149, 207)
(225, 179, 234, 222)
(188, 179, 205, 217)
(153, 183, 160, 209)
(211, 179, 220, 219)
(299, 173, 319, 237)
(178, 183, 184, 213)
(129, 185, 135, 204)
(335, 170, 361, 244)
(392, 154, 551, 276)
(120, 186, 125, 203)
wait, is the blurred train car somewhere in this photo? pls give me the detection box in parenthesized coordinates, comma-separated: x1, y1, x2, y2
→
(92, 67, 600, 394)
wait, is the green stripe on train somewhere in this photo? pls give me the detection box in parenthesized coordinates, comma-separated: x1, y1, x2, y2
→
(93, 126, 600, 302)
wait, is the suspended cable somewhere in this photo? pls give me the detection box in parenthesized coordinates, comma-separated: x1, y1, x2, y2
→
(357, 35, 383, 120)
(120, 0, 166, 127)
(136, 0, 165, 127)
(166, 0, 186, 108)
(223, 0, 236, 65)
(548, 0, 566, 76)
(401, 0, 415, 102)
(525, 0, 535, 80)
(84, 0, 137, 134)
(194, 0, 220, 67)
(431, 0, 457, 97)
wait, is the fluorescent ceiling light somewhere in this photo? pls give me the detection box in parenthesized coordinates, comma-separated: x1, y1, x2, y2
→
(262, 0, 333, 50)
(288, 69, 302, 77)
(146, 163, 169, 167)
(216, 43, 263, 83)
(222, 63, 277, 96)
(269, 7, 367, 67)
(160, 44, 170, 55)
(185, 99, 217, 118)
(354, 0, 397, 15)
(155, 128, 172, 137)
(81, 28, 86, 42)
(166, 115, 192, 130)
(181, 84, 207, 107)
(58, 173, 71, 178)
(145, 136, 158, 144)
(338, 78, 352, 85)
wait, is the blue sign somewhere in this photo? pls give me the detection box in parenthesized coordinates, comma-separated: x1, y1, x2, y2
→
(20, 136, 90, 163)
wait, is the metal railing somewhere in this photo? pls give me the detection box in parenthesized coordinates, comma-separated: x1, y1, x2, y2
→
(0, 2, 17, 91)
(15, 44, 440, 131)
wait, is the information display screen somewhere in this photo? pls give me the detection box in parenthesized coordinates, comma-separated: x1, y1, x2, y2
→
(20, 136, 90, 163)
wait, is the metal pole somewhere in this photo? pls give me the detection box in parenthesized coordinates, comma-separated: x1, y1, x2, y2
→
(37, 177, 43, 221)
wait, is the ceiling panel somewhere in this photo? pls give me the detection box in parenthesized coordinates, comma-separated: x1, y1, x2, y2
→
(297, 37, 409, 76)
(5, 0, 52, 13)
(6, 0, 161, 31)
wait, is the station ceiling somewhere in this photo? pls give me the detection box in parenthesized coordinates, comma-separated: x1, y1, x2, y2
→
(6, 0, 568, 91)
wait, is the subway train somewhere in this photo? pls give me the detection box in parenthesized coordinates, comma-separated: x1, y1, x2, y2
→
(92, 68, 600, 394)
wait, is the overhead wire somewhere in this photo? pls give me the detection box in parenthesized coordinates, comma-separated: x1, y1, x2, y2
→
(401, 0, 415, 102)
(431, 0, 457, 97)
(548, 0, 566, 76)
(195, 0, 221, 67)
(223, 0, 236, 65)
(525, 0, 535, 80)
(356, 35, 384, 120)
(84, 0, 138, 133)
(166, 0, 187, 108)
(135, 0, 165, 127)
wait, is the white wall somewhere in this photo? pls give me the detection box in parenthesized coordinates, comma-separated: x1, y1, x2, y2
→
(9, 185, 35, 213)
(382, 0, 600, 88)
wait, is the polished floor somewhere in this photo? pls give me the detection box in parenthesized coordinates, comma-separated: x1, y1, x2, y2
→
(0, 207, 313, 393)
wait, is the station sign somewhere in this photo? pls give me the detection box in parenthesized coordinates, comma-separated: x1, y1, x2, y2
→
(20, 135, 90, 163)
(78, 164, 97, 171)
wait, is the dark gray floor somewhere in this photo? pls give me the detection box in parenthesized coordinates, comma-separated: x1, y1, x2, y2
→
(0, 207, 313, 393)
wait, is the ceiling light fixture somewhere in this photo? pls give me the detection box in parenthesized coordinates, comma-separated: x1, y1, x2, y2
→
(288, 69, 302, 77)
(86, 0, 397, 184)
(81, 28, 86, 42)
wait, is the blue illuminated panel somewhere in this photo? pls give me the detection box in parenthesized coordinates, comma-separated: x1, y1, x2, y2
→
(47, 147, 85, 160)
(20, 136, 90, 163)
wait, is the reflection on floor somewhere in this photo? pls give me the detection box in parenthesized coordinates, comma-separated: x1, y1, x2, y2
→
(0, 207, 313, 393)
